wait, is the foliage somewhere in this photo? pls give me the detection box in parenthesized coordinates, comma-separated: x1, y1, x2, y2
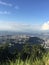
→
(0, 53, 49, 65)
(0, 43, 48, 65)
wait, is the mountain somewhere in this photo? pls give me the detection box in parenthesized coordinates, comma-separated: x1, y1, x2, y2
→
(26, 37, 45, 45)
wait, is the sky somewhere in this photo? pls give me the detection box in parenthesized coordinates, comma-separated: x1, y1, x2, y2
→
(0, 0, 49, 32)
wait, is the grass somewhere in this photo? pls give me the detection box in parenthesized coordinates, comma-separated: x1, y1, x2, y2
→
(0, 52, 49, 65)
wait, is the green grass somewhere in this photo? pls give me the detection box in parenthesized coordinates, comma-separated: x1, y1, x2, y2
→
(0, 52, 49, 65)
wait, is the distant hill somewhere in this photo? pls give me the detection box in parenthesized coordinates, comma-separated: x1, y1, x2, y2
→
(7, 37, 45, 54)
(26, 37, 45, 45)
(0, 36, 45, 54)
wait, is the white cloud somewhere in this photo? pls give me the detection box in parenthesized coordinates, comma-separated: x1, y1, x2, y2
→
(0, 21, 40, 32)
(0, 1, 12, 6)
(0, 11, 10, 14)
(0, 1, 19, 11)
(0, 21, 49, 31)
(41, 21, 49, 30)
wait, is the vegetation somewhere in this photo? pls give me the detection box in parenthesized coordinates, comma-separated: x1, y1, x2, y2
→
(0, 43, 49, 65)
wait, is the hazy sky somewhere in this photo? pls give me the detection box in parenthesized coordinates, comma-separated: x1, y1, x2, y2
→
(0, 0, 49, 31)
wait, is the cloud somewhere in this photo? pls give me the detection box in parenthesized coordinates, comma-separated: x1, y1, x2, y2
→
(1, 21, 49, 31)
(0, 21, 40, 32)
(0, 1, 12, 6)
(0, 11, 10, 14)
(41, 21, 49, 30)
(0, 1, 19, 11)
